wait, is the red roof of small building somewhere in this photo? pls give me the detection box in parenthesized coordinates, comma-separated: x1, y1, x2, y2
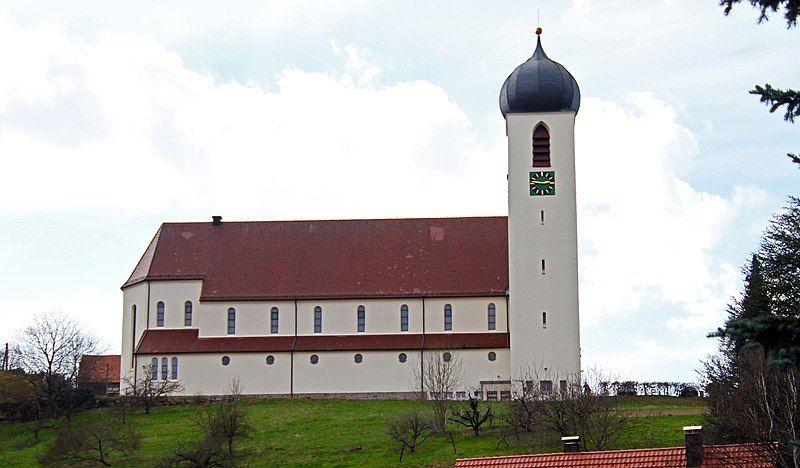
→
(79, 355, 121, 383)
(123, 217, 509, 300)
(456, 443, 774, 467)
(135, 328, 509, 354)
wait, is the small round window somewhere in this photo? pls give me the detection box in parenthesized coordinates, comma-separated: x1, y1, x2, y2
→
(398, 353, 407, 363)
(354, 353, 363, 364)
(488, 351, 497, 362)
(310, 354, 319, 365)
(221, 356, 230, 366)
(266, 355, 275, 365)
(443, 352, 452, 362)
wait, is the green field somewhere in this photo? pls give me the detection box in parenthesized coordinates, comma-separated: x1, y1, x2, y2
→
(0, 396, 705, 467)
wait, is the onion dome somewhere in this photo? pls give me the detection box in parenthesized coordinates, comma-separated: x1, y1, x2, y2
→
(499, 29, 581, 117)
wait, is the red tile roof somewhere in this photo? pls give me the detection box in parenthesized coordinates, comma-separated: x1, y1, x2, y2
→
(455, 443, 774, 467)
(79, 355, 121, 383)
(123, 217, 509, 300)
(135, 329, 509, 354)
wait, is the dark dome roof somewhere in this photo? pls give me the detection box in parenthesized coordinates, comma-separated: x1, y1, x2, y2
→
(499, 36, 580, 117)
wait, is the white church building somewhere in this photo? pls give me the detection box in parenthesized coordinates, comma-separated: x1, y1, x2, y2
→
(120, 31, 582, 398)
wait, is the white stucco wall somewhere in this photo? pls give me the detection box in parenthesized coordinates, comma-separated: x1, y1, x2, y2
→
(199, 300, 296, 337)
(506, 111, 581, 379)
(147, 280, 203, 329)
(423, 297, 508, 334)
(295, 298, 426, 335)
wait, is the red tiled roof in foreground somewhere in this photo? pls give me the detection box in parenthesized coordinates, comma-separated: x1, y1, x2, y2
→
(122, 217, 509, 300)
(78, 355, 121, 383)
(135, 328, 509, 354)
(455, 443, 774, 467)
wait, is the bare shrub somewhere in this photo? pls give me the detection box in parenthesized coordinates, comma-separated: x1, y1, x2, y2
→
(123, 362, 183, 414)
(449, 396, 492, 436)
(386, 411, 435, 461)
(38, 416, 141, 466)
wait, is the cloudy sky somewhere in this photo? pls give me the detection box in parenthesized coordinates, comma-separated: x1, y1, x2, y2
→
(0, 0, 797, 381)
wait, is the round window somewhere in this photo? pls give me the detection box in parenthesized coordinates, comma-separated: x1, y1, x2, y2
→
(221, 356, 230, 366)
(443, 352, 452, 362)
(398, 353, 407, 363)
(266, 355, 275, 365)
(354, 353, 363, 364)
(310, 354, 319, 365)
(488, 351, 497, 362)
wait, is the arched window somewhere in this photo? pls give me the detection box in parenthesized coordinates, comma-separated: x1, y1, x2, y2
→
(184, 301, 193, 327)
(532, 123, 551, 167)
(314, 306, 322, 333)
(227, 308, 236, 334)
(400, 305, 409, 332)
(151, 358, 158, 379)
(161, 357, 168, 380)
(398, 353, 407, 363)
(444, 304, 452, 331)
(271, 307, 279, 334)
(156, 301, 165, 327)
(354, 353, 363, 364)
(171, 357, 178, 379)
(357, 305, 365, 333)
(488, 303, 496, 331)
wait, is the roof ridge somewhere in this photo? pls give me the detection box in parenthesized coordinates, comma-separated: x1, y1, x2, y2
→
(160, 215, 508, 225)
(121, 225, 163, 288)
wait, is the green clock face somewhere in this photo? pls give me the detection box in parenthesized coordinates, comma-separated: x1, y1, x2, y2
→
(530, 171, 555, 196)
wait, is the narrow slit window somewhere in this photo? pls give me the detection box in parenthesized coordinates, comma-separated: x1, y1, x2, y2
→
(227, 308, 236, 334)
(357, 305, 365, 333)
(184, 301, 192, 326)
(540, 210, 545, 225)
(542, 311, 547, 328)
(156, 301, 165, 327)
(487, 303, 496, 331)
(400, 305, 409, 332)
(532, 123, 551, 167)
(271, 307, 279, 334)
(444, 304, 452, 331)
(541, 259, 546, 275)
(314, 306, 322, 333)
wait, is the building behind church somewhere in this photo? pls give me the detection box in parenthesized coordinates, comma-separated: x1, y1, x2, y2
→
(120, 31, 581, 398)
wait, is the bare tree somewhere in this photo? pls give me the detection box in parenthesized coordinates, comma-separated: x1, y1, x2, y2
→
(450, 396, 492, 436)
(38, 415, 141, 466)
(386, 411, 435, 461)
(11, 312, 101, 440)
(412, 349, 463, 432)
(169, 379, 252, 467)
(122, 362, 183, 414)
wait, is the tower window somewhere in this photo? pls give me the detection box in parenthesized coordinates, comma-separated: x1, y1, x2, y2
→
(541, 259, 546, 275)
(542, 311, 547, 328)
(400, 305, 409, 332)
(540, 210, 545, 225)
(314, 306, 322, 333)
(156, 301, 165, 327)
(444, 304, 452, 331)
(271, 307, 279, 334)
(227, 308, 236, 334)
(357, 305, 365, 333)
(532, 123, 551, 167)
(487, 303, 496, 330)
(184, 301, 192, 327)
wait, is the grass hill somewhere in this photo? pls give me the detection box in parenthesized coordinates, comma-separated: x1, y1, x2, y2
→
(0, 396, 706, 467)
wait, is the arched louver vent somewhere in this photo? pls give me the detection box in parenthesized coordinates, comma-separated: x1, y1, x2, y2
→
(532, 124, 551, 167)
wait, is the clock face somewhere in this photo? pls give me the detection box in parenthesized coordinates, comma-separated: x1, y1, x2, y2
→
(530, 171, 555, 196)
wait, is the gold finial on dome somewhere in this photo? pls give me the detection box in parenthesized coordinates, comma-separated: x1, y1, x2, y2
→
(535, 26, 542, 36)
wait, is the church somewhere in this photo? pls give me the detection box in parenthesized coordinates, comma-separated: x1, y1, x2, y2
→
(119, 30, 582, 398)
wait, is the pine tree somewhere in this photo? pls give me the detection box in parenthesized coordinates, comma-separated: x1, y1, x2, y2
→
(719, 0, 800, 166)
(712, 254, 771, 353)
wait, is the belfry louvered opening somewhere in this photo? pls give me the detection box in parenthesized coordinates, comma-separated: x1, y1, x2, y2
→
(532, 124, 551, 167)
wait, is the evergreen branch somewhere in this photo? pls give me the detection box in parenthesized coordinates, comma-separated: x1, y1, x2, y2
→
(750, 84, 800, 123)
(720, 0, 800, 27)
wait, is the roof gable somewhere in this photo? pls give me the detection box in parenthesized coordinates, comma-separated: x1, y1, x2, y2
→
(123, 217, 509, 300)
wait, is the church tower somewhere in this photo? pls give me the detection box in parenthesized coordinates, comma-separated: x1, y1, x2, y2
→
(500, 29, 581, 382)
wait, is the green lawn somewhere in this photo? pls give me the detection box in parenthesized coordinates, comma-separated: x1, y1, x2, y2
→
(0, 396, 705, 467)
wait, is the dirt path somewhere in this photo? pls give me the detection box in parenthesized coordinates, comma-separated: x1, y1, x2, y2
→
(623, 408, 707, 417)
